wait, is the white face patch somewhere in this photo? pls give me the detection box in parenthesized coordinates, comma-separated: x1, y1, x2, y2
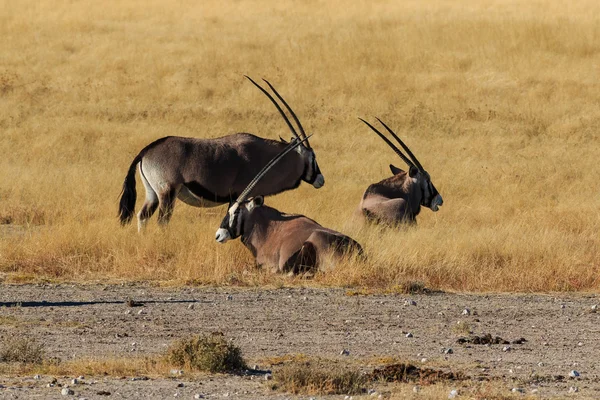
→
(215, 228, 231, 243)
(228, 203, 239, 226)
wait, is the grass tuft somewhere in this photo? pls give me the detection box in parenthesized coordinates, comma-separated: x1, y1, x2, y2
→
(166, 333, 246, 373)
(0, 337, 45, 364)
(273, 362, 367, 395)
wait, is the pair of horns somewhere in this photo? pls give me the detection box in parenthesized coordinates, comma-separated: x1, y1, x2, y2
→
(359, 117, 424, 171)
(234, 135, 312, 205)
(245, 76, 311, 149)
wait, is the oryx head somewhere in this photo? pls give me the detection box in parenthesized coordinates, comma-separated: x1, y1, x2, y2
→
(215, 136, 310, 243)
(246, 76, 324, 189)
(359, 117, 443, 212)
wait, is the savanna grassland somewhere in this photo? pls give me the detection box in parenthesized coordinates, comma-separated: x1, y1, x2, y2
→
(0, 0, 599, 292)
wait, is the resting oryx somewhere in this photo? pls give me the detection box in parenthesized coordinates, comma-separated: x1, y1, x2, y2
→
(215, 138, 363, 274)
(357, 118, 443, 226)
(118, 77, 324, 231)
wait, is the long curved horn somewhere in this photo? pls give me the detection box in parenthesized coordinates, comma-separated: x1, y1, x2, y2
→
(262, 79, 311, 149)
(358, 118, 415, 168)
(235, 135, 312, 204)
(375, 117, 424, 171)
(245, 76, 301, 142)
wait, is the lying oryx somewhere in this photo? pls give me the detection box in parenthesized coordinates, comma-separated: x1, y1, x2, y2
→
(357, 118, 443, 225)
(215, 138, 363, 274)
(118, 77, 324, 231)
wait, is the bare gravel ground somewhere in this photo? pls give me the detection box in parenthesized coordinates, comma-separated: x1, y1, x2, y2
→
(0, 284, 599, 399)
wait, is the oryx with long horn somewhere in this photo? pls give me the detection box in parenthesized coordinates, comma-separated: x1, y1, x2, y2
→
(118, 77, 324, 231)
(357, 118, 443, 225)
(215, 137, 363, 274)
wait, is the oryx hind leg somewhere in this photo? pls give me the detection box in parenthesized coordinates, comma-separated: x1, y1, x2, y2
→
(137, 166, 159, 232)
(282, 242, 317, 276)
(157, 186, 180, 226)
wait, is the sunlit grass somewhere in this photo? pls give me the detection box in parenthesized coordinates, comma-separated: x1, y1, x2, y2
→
(0, 0, 599, 291)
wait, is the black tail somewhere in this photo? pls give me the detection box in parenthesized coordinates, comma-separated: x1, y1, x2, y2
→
(118, 155, 142, 225)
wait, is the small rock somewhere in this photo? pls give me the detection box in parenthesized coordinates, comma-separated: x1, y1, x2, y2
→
(502, 346, 511, 352)
(538, 362, 544, 367)
(177, 383, 184, 387)
(569, 386, 579, 393)
(569, 370, 580, 378)
(96, 391, 111, 396)
(170, 369, 184, 376)
(560, 304, 566, 309)
(71, 378, 79, 385)
(137, 309, 145, 315)
(264, 373, 272, 381)
(369, 391, 379, 397)
(421, 357, 428, 363)
(226, 295, 233, 301)
(47, 383, 55, 388)
(340, 349, 350, 356)
(543, 342, 549, 346)
(462, 308, 471, 316)
(124, 310, 131, 315)
(405, 332, 413, 338)
(592, 304, 598, 311)
(188, 304, 194, 310)
(34, 374, 42, 380)
(577, 342, 583, 347)
(61, 388, 74, 396)
(448, 389, 459, 399)
(512, 387, 525, 393)
(253, 364, 259, 370)
(413, 385, 421, 393)
(194, 395, 205, 399)
(444, 348, 454, 354)
(531, 388, 539, 394)
(77, 376, 84, 380)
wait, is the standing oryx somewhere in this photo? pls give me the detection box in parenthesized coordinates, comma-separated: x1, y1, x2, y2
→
(215, 138, 363, 275)
(118, 77, 324, 231)
(357, 118, 443, 226)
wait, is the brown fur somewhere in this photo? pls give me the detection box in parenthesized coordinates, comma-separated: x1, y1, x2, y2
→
(239, 204, 363, 273)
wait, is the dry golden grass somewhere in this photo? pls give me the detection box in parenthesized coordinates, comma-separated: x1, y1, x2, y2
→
(1, 0, 599, 291)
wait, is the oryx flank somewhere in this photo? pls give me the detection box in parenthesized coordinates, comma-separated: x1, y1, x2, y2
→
(215, 138, 363, 275)
(118, 77, 324, 231)
(357, 118, 443, 226)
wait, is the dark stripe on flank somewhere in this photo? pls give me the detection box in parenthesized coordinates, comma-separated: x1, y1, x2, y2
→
(183, 181, 236, 204)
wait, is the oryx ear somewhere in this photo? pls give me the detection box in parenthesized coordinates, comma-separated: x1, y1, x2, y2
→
(246, 196, 264, 211)
(389, 164, 404, 175)
(279, 136, 288, 144)
(408, 165, 419, 178)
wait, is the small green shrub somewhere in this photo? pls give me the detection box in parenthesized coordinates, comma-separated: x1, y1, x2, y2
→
(166, 333, 246, 373)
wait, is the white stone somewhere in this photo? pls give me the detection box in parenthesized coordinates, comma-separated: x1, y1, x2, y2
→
(34, 375, 42, 380)
(592, 304, 598, 311)
(61, 388, 74, 396)
(569, 386, 579, 393)
(71, 378, 79, 385)
(406, 332, 414, 338)
(462, 308, 471, 315)
(264, 373, 272, 381)
(448, 389, 459, 399)
(512, 387, 524, 393)
(188, 304, 194, 310)
(340, 349, 350, 356)
(413, 385, 421, 393)
(569, 370, 580, 378)
(502, 346, 511, 352)
(194, 395, 205, 399)
(421, 358, 428, 363)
